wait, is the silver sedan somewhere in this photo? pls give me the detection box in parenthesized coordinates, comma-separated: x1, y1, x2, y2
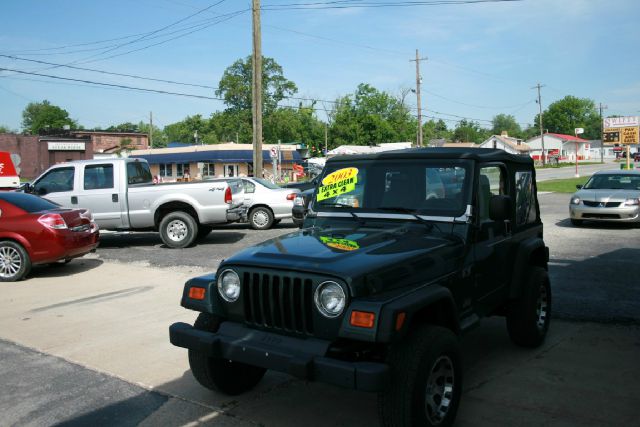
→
(569, 169, 640, 226)
(220, 178, 299, 230)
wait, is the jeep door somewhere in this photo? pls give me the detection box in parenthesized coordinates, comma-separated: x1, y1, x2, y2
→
(473, 164, 512, 313)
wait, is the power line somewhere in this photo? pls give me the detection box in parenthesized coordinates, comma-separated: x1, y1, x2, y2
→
(262, 0, 523, 10)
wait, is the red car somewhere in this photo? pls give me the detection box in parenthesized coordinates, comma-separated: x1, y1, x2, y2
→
(0, 192, 99, 281)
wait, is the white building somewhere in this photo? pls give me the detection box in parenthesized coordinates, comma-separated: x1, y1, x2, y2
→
(525, 133, 592, 162)
(478, 133, 530, 155)
(327, 142, 412, 156)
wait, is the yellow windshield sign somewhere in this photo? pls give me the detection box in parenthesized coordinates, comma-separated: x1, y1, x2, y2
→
(319, 236, 360, 252)
(317, 167, 358, 201)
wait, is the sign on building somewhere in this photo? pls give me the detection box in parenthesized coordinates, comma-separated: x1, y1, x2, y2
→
(602, 116, 639, 145)
(47, 142, 86, 151)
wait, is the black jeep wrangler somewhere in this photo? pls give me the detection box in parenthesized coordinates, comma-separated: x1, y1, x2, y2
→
(170, 148, 551, 426)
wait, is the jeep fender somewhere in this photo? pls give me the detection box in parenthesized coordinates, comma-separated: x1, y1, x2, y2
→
(339, 283, 459, 343)
(180, 274, 227, 316)
(509, 238, 549, 299)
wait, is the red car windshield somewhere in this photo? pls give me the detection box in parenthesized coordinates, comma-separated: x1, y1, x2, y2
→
(0, 193, 60, 212)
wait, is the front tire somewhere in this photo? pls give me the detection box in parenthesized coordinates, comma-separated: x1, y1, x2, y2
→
(249, 207, 274, 230)
(159, 212, 198, 248)
(378, 325, 462, 427)
(506, 266, 551, 348)
(0, 241, 31, 282)
(188, 313, 266, 395)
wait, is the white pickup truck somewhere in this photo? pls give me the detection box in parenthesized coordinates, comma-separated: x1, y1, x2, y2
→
(24, 158, 245, 248)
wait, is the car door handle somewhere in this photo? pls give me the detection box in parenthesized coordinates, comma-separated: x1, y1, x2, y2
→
(112, 194, 119, 203)
(71, 196, 78, 204)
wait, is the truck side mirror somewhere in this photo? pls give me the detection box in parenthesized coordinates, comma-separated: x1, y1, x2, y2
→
(489, 195, 511, 221)
(21, 182, 32, 193)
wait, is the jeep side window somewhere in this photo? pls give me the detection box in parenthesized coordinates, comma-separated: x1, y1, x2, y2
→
(515, 171, 537, 225)
(33, 167, 75, 195)
(478, 166, 505, 221)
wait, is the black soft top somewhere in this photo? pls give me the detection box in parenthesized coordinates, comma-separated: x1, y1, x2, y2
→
(328, 147, 534, 165)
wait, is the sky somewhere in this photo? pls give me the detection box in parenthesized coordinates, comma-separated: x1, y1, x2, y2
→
(1, 0, 639, 134)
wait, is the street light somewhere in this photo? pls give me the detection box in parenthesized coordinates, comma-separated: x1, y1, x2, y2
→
(575, 127, 584, 177)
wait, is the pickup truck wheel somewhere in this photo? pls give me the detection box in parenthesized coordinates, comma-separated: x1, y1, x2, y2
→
(0, 241, 31, 282)
(159, 212, 197, 248)
(506, 266, 551, 348)
(188, 313, 266, 395)
(378, 325, 461, 427)
(249, 207, 274, 230)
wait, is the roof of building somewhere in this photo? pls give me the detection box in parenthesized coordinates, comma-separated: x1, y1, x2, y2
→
(441, 142, 477, 148)
(544, 133, 589, 142)
(327, 142, 412, 155)
(71, 130, 148, 137)
(130, 149, 302, 164)
(494, 135, 530, 152)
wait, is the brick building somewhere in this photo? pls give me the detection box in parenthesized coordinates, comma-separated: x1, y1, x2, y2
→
(71, 130, 149, 155)
(0, 133, 94, 179)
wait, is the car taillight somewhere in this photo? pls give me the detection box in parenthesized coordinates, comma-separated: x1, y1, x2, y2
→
(286, 193, 296, 201)
(38, 213, 68, 230)
(224, 186, 232, 204)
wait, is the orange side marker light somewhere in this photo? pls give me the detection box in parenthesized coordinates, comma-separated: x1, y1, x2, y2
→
(189, 287, 206, 300)
(350, 311, 375, 328)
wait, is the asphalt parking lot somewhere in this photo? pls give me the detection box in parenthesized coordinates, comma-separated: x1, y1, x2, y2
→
(1, 193, 639, 426)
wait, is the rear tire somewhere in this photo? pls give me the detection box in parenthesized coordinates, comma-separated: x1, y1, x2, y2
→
(159, 212, 198, 248)
(0, 241, 31, 282)
(570, 219, 583, 226)
(506, 266, 551, 348)
(249, 207, 274, 230)
(188, 313, 266, 395)
(378, 325, 462, 427)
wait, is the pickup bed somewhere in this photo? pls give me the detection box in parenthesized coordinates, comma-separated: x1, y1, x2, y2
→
(25, 158, 245, 248)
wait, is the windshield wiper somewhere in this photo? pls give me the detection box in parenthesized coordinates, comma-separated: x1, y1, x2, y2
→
(318, 202, 353, 208)
(378, 207, 433, 229)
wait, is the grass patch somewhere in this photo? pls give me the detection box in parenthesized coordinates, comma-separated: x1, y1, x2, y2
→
(537, 177, 589, 193)
(536, 162, 602, 169)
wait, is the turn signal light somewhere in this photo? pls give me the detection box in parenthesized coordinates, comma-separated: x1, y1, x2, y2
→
(224, 186, 232, 204)
(188, 287, 206, 300)
(395, 312, 406, 331)
(350, 311, 375, 328)
(38, 213, 68, 230)
(286, 193, 296, 201)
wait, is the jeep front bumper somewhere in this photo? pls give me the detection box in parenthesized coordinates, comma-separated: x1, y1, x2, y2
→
(169, 321, 388, 392)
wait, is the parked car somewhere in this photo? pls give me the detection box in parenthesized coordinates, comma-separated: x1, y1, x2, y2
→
(633, 152, 640, 162)
(0, 192, 99, 281)
(170, 148, 551, 427)
(569, 169, 640, 226)
(211, 178, 299, 230)
(292, 187, 314, 227)
(281, 174, 321, 192)
(23, 158, 246, 248)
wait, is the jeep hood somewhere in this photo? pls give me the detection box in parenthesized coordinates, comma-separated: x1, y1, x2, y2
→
(221, 225, 465, 296)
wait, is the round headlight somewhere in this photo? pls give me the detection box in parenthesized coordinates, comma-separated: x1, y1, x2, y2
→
(217, 269, 241, 302)
(570, 196, 581, 205)
(314, 281, 347, 318)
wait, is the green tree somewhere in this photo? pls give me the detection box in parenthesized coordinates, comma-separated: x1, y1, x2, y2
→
(164, 115, 218, 144)
(329, 84, 417, 147)
(535, 95, 600, 140)
(263, 105, 325, 147)
(491, 114, 522, 138)
(216, 56, 298, 113)
(423, 119, 451, 142)
(0, 125, 14, 133)
(209, 110, 253, 143)
(21, 100, 77, 134)
(452, 119, 489, 143)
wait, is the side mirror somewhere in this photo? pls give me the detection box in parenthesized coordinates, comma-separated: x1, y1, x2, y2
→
(21, 182, 33, 193)
(489, 195, 511, 221)
(576, 184, 583, 189)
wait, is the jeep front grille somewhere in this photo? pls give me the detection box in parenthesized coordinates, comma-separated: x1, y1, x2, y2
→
(242, 272, 314, 335)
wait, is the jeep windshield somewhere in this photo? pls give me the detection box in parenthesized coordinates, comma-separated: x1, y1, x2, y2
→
(314, 160, 471, 219)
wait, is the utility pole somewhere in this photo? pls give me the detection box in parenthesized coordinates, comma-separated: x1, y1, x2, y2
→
(533, 83, 546, 165)
(599, 103, 607, 164)
(410, 49, 428, 147)
(324, 123, 328, 155)
(149, 111, 153, 149)
(252, 0, 263, 178)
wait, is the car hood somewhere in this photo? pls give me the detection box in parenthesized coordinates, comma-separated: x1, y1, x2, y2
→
(574, 188, 640, 201)
(220, 224, 465, 296)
